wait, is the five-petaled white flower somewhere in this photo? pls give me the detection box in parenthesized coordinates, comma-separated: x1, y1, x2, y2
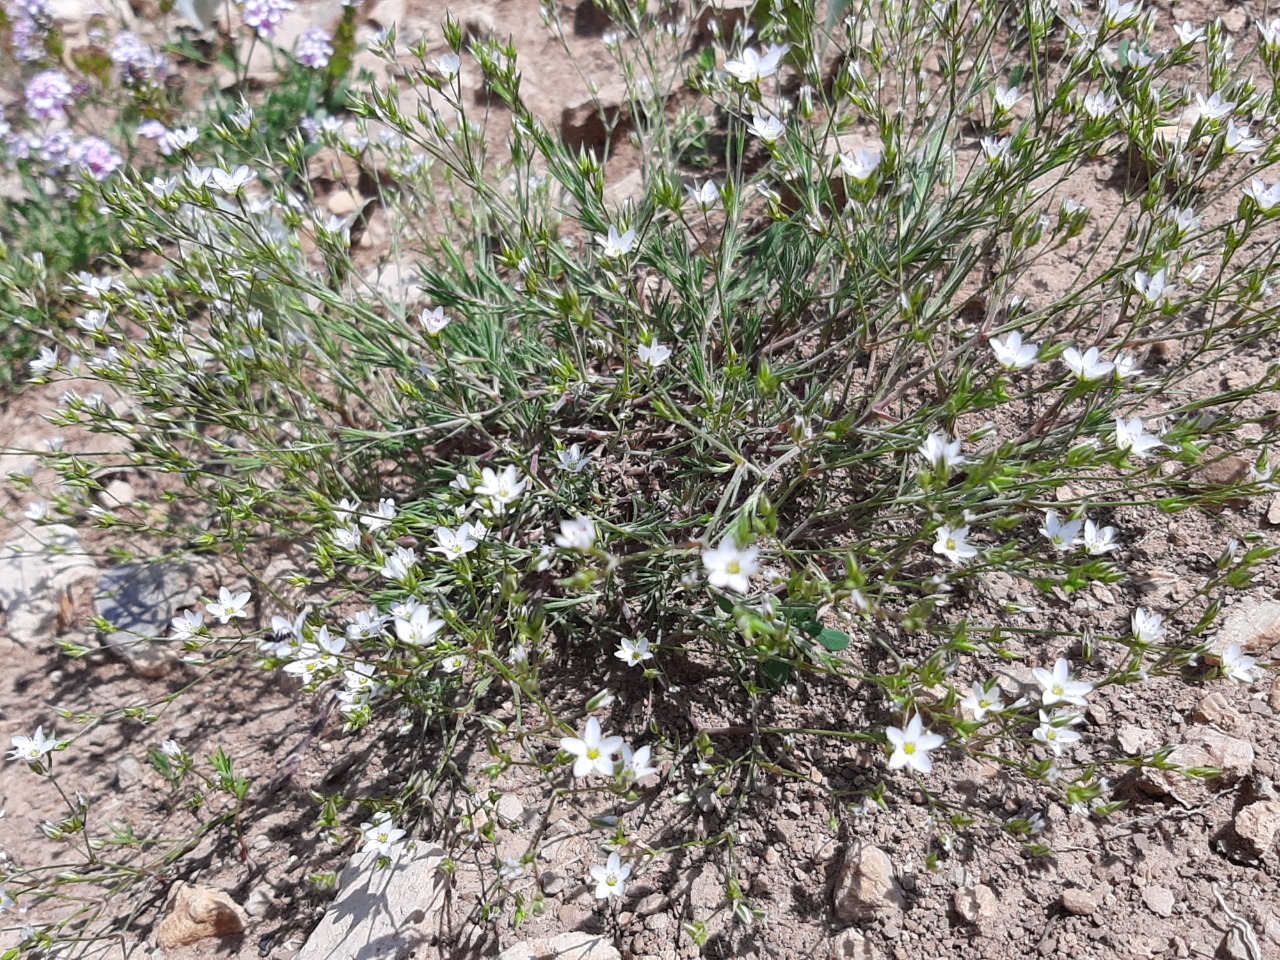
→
(919, 431, 966, 471)
(555, 515, 597, 551)
(1220, 643, 1257, 683)
(433, 522, 482, 560)
(1132, 608, 1166, 644)
(615, 637, 653, 667)
(1174, 20, 1205, 44)
(702, 537, 760, 593)
(359, 812, 405, 857)
(474, 465, 527, 514)
(960, 682, 1008, 721)
(1082, 90, 1118, 120)
(439, 653, 468, 674)
(590, 852, 632, 900)
(994, 85, 1021, 110)
(991, 331, 1038, 370)
(560, 717, 624, 778)
(836, 148, 881, 182)
(932, 525, 978, 565)
(598, 225, 637, 259)
(620, 743, 658, 781)
(360, 498, 397, 531)
(420, 306, 451, 335)
(1062, 345, 1114, 381)
(557, 443, 591, 473)
(1032, 710, 1082, 756)
(637, 341, 672, 369)
(394, 601, 447, 646)
(434, 53, 461, 79)
(724, 43, 788, 84)
(380, 545, 417, 583)
(1194, 91, 1234, 122)
(209, 165, 255, 195)
(205, 586, 251, 623)
(1033, 658, 1093, 707)
(1040, 511, 1083, 552)
(980, 135, 1012, 165)
(1114, 416, 1162, 457)
(170, 608, 205, 639)
(1113, 353, 1142, 380)
(749, 113, 785, 143)
(1133, 268, 1173, 303)
(1245, 178, 1280, 211)
(1082, 519, 1119, 554)
(1225, 121, 1263, 154)
(9, 726, 61, 763)
(885, 714, 945, 774)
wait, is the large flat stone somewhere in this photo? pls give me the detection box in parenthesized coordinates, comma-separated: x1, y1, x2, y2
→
(298, 845, 449, 960)
(94, 562, 197, 677)
(0, 524, 98, 648)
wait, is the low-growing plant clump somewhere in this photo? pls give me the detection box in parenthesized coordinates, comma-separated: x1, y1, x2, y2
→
(2, 0, 1279, 956)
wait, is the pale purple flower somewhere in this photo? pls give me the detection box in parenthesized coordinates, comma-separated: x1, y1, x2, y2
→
(295, 27, 333, 69)
(71, 137, 123, 181)
(25, 70, 73, 121)
(241, 0, 294, 40)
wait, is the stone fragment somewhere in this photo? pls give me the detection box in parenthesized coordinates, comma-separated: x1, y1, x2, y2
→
(495, 793, 525, 826)
(829, 929, 877, 959)
(0, 524, 98, 647)
(1233, 800, 1280, 860)
(298, 845, 449, 960)
(1060, 888, 1096, 916)
(1191, 453, 1250, 489)
(1269, 677, 1280, 713)
(115, 755, 143, 789)
(1142, 885, 1174, 918)
(1192, 692, 1245, 733)
(244, 887, 273, 918)
(156, 883, 248, 949)
(94, 562, 197, 678)
(1266, 494, 1280, 526)
(103, 478, 137, 506)
(953, 884, 1001, 932)
(832, 844, 906, 923)
(560, 81, 630, 154)
(1210, 600, 1280, 658)
(1185, 729, 1254, 781)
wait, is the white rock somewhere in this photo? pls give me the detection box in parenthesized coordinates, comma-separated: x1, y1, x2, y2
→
(832, 844, 906, 923)
(298, 845, 448, 960)
(1234, 800, 1280, 861)
(0, 524, 98, 648)
(1211, 600, 1280, 658)
(497, 931, 620, 959)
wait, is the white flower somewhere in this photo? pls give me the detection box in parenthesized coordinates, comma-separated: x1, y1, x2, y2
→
(331, 524, 361, 551)
(560, 717, 624, 778)
(359, 812, 405, 857)
(590, 852, 632, 900)
(1082, 519, 1119, 554)
(994, 85, 1021, 110)
(918, 431, 966, 471)
(637, 341, 672, 368)
(1194, 91, 1233, 121)
(724, 43, 788, 84)
(394, 602, 447, 646)
(499, 857, 528, 880)
(360, 498, 397, 531)
(555, 515, 597, 551)
(24, 501, 48, 522)
(749, 113, 785, 143)
(1062, 345, 1114, 381)
(1114, 416, 1162, 457)
(960, 681, 1007, 721)
(1174, 21, 1205, 44)
(76, 310, 109, 333)
(1132, 268, 1173, 303)
(1102, 0, 1141, 27)
(419, 306, 451, 335)
(702, 537, 760, 593)
(434, 53, 461, 79)
(598, 225, 637, 259)
(208, 165, 255, 194)
(474, 465, 527, 513)
(1032, 710, 1082, 756)
(980, 135, 1012, 165)
(160, 739, 182, 758)
(1131, 607, 1165, 644)
(932, 525, 978, 565)
(1245, 178, 1280, 212)
(170, 609, 205, 639)
(1169, 206, 1199, 232)
(615, 637, 652, 667)
(1225, 121, 1263, 153)
(1032, 658, 1093, 707)
(620, 743, 658, 781)
(1260, 18, 1280, 48)
(556, 443, 591, 473)
(1082, 90, 1118, 120)
(433, 522, 481, 560)
(9, 726, 61, 763)
(380, 545, 417, 583)
(991, 330, 1037, 369)
(1220, 643, 1257, 683)
(885, 714, 945, 774)
(685, 180, 719, 211)
(205, 587, 251, 623)
(29, 345, 59, 375)
(1113, 353, 1142, 380)
(1040, 511, 1082, 552)
(439, 653, 468, 673)
(836, 148, 881, 181)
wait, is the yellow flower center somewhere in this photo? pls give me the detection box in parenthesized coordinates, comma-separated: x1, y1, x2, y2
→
(904, 743, 916, 755)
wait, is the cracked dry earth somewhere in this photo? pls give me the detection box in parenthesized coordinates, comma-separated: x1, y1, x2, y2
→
(3, 0, 1280, 958)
